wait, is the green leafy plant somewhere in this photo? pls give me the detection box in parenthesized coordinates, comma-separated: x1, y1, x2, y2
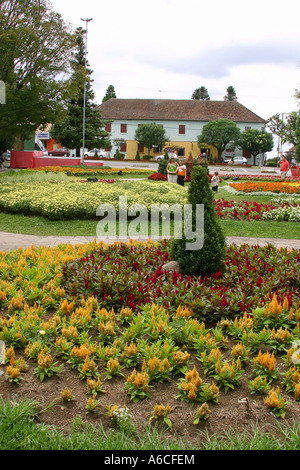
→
(248, 376, 270, 395)
(193, 403, 211, 424)
(34, 348, 63, 382)
(177, 366, 219, 405)
(104, 358, 124, 379)
(149, 404, 173, 429)
(106, 404, 136, 435)
(125, 369, 151, 402)
(253, 350, 279, 382)
(121, 342, 139, 368)
(213, 358, 243, 391)
(264, 387, 287, 418)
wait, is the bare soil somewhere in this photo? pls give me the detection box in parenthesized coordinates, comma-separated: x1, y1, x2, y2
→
(1, 331, 299, 449)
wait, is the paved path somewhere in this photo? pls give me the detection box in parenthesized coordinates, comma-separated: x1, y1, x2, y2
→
(0, 231, 299, 252)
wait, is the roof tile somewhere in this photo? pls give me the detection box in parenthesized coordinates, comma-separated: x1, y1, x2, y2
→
(98, 99, 266, 123)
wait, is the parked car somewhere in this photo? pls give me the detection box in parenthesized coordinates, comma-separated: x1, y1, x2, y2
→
(225, 156, 248, 165)
(48, 148, 70, 157)
(3, 150, 10, 160)
(84, 149, 108, 158)
(155, 153, 178, 161)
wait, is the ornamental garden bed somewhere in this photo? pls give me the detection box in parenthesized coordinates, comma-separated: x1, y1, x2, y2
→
(0, 240, 299, 447)
(0, 176, 299, 222)
(0, 169, 299, 448)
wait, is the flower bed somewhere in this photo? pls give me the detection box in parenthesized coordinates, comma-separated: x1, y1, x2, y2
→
(149, 172, 300, 183)
(0, 240, 299, 437)
(0, 180, 187, 220)
(148, 172, 192, 182)
(148, 173, 217, 183)
(214, 199, 277, 220)
(27, 166, 153, 177)
(223, 174, 300, 181)
(60, 241, 300, 319)
(1, 177, 300, 222)
(214, 198, 300, 221)
(229, 181, 300, 194)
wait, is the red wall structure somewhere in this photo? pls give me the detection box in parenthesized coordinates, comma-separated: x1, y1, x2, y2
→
(11, 151, 43, 168)
(10, 151, 103, 169)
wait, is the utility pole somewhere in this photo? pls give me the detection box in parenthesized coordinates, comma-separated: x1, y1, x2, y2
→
(80, 17, 93, 165)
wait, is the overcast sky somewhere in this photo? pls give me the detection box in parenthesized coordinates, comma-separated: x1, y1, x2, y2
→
(51, 0, 299, 154)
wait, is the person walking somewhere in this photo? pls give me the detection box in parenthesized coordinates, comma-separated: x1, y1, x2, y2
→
(167, 156, 178, 183)
(279, 156, 290, 181)
(211, 171, 220, 192)
(177, 159, 187, 186)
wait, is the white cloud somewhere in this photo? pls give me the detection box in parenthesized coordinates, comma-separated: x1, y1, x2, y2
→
(51, 0, 300, 122)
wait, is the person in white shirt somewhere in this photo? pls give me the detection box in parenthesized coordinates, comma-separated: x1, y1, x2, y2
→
(211, 171, 220, 192)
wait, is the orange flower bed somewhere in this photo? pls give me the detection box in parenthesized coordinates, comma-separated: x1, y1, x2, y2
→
(229, 181, 300, 194)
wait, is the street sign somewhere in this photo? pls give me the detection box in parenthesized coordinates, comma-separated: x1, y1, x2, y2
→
(37, 132, 50, 140)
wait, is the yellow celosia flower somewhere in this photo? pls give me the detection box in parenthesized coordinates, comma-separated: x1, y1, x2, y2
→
(60, 299, 74, 316)
(253, 350, 276, 372)
(6, 365, 21, 380)
(264, 387, 285, 410)
(176, 305, 193, 319)
(37, 349, 53, 368)
(0, 290, 7, 302)
(61, 325, 78, 340)
(196, 402, 211, 420)
(294, 383, 300, 400)
(60, 388, 74, 401)
(172, 350, 190, 364)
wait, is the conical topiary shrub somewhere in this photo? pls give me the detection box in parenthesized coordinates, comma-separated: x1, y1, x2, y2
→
(169, 165, 225, 277)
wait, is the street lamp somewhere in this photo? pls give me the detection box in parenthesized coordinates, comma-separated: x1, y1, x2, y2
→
(278, 112, 291, 163)
(80, 17, 93, 165)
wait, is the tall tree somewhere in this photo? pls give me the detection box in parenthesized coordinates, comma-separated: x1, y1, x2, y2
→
(50, 27, 111, 158)
(0, 0, 75, 153)
(191, 86, 210, 100)
(197, 119, 241, 162)
(239, 129, 274, 159)
(224, 86, 238, 101)
(295, 115, 300, 161)
(267, 112, 299, 147)
(135, 122, 168, 155)
(102, 85, 117, 102)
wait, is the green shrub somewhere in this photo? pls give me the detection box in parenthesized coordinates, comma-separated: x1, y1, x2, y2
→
(157, 153, 169, 174)
(170, 166, 226, 277)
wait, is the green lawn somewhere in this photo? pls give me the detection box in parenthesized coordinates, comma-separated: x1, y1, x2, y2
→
(0, 211, 299, 239)
(0, 173, 299, 239)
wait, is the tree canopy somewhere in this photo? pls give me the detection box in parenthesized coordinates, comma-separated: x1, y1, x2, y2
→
(239, 129, 273, 158)
(191, 86, 210, 100)
(197, 119, 241, 162)
(102, 85, 117, 103)
(135, 123, 168, 155)
(267, 112, 299, 147)
(0, 0, 75, 153)
(224, 86, 237, 101)
(50, 27, 111, 158)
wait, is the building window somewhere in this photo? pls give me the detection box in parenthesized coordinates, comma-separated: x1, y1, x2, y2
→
(120, 142, 127, 152)
(105, 123, 111, 132)
(138, 143, 144, 152)
(179, 125, 185, 135)
(120, 123, 127, 133)
(245, 126, 251, 130)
